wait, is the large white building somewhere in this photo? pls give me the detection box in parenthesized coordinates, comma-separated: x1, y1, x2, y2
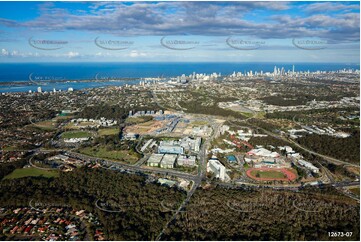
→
(207, 158, 226, 181)
(158, 145, 184, 154)
(298, 160, 319, 173)
(247, 148, 279, 158)
(147, 154, 163, 167)
(158, 137, 201, 155)
(177, 155, 196, 166)
(180, 137, 201, 153)
(160, 154, 177, 169)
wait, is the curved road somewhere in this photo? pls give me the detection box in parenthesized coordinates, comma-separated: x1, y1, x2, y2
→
(242, 119, 359, 168)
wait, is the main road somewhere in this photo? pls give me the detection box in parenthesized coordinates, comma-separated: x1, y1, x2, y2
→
(155, 121, 222, 241)
(237, 118, 359, 168)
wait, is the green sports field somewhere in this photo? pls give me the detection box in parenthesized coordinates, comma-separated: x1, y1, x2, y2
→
(4, 168, 59, 180)
(98, 128, 119, 136)
(78, 146, 140, 164)
(61, 131, 92, 139)
(250, 170, 286, 179)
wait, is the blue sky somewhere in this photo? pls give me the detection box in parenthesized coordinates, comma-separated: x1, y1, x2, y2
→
(0, 1, 359, 63)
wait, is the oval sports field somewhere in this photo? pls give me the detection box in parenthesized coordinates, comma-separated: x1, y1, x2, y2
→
(246, 168, 297, 181)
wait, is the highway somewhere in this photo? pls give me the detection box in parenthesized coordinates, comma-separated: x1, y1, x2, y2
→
(230, 116, 359, 168)
(150, 89, 173, 112)
(27, 147, 359, 192)
(66, 150, 198, 181)
(289, 115, 359, 167)
(232, 120, 359, 179)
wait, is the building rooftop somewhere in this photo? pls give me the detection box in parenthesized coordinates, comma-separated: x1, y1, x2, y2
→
(209, 158, 224, 170)
(148, 154, 163, 164)
(161, 154, 177, 165)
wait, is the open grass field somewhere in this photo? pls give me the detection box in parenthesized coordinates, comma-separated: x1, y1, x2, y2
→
(61, 131, 92, 139)
(63, 122, 78, 130)
(98, 128, 119, 136)
(190, 120, 209, 126)
(64, 121, 96, 130)
(247, 168, 297, 181)
(349, 187, 360, 196)
(250, 170, 286, 179)
(4, 168, 59, 180)
(125, 116, 153, 124)
(54, 114, 74, 120)
(140, 121, 156, 127)
(32, 120, 57, 130)
(79, 146, 140, 164)
(31, 115, 74, 130)
(1, 146, 19, 151)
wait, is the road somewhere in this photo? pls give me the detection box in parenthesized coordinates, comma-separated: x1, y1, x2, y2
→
(29, 147, 359, 192)
(230, 119, 359, 184)
(155, 178, 199, 241)
(65, 150, 197, 180)
(155, 122, 222, 240)
(291, 115, 359, 167)
(150, 89, 172, 111)
(240, 119, 359, 168)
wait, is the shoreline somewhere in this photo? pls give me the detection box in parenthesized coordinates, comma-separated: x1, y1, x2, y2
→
(0, 78, 145, 86)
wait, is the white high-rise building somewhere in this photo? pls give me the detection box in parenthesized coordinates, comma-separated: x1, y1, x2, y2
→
(207, 157, 226, 181)
(37, 87, 42, 93)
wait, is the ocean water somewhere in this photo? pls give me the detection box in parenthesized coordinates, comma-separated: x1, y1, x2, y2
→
(0, 62, 359, 93)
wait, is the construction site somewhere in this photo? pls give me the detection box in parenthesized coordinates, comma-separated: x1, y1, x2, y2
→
(123, 111, 216, 139)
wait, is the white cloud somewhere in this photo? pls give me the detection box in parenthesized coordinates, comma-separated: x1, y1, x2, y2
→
(1, 48, 9, 56)
(303, 2, 360, 13)
(0, 2, 357, 42)
(65, 51, 80, 58)
(128, 50, 147, 58)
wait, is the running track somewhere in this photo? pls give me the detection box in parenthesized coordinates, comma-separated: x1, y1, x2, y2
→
(246, 167, 297, 181)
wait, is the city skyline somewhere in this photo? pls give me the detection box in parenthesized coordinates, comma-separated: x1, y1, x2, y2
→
(0, 1, 359, 63)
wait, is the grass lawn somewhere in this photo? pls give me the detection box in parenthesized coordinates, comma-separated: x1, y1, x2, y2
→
(4, 168, 59, 180)
(250, 170, 286, 179)
(191, 120, 209, 126)
(54, 115, 74, 120)
(64, 121, 95, 130)
(98, 128, 119, 136)
(349, 187, 360, 196)
(139, 121, 156, 127)
(63, 122, 79, 130)
(125, 116, 153, 124)
(61, 131, 92, 139)
(79, 146, 140, 164)
(2, 146, 19, 151)
(32, 120, 57, 130)
(240, 112, 254, 118)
